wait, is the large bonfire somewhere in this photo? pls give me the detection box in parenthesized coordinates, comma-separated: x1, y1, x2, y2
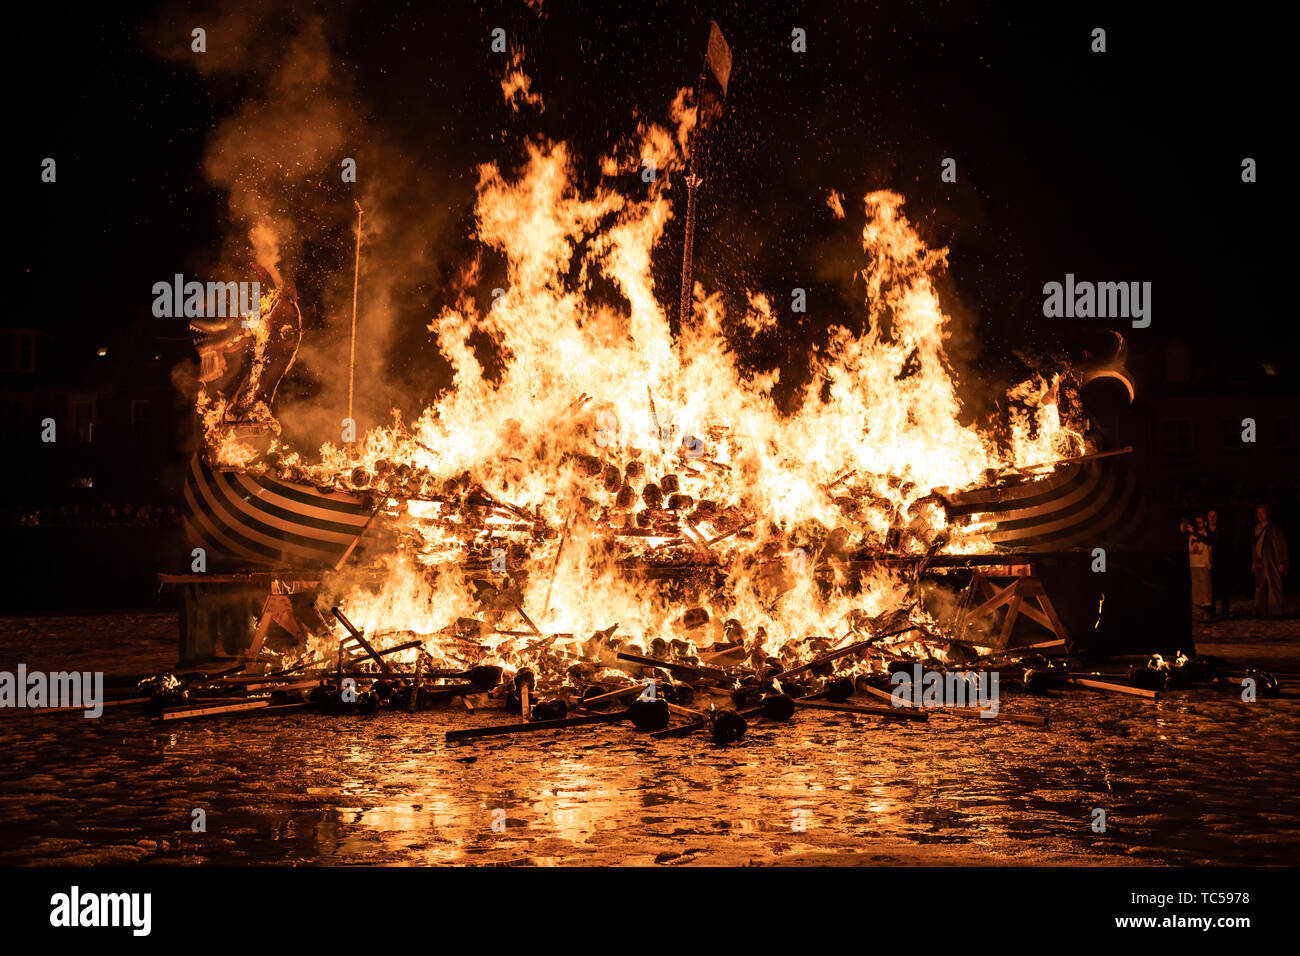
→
(195, 84, 1085, 679)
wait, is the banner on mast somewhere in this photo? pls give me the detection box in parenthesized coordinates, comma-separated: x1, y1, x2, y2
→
(699, 20, 731, 130)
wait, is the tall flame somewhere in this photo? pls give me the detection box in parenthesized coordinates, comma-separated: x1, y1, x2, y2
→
(203, 97, 1083, 667)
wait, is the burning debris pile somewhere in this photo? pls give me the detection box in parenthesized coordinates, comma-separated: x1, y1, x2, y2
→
(190, 175, 1090, 661)
(179, 176, 1090, 725)
(153, 147, 1276, 743)
(141, 617, 1279, 748)
(157, 45, 1236, 743)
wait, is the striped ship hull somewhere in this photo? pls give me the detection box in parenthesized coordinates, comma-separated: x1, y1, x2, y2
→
(938, 458, 1146, 552)
(183, 454, 373, 569)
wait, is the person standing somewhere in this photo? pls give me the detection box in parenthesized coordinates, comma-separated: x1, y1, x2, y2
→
(1188, 515, 1213, 615)
(1252, 504, 1290, 618)
(1205, 509, 1230, 618)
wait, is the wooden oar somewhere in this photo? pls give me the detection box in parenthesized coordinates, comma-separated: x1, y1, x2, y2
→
(707, 708, 748, 744)
(615, 651, 729, 683)
(795, 699, 928, 721)
(772, 626, 918, 681)
(576, 683, 645, 707)
(237, 679, 319, 695)
(663, 701, 700, 719)
(352, 639, 425, 661)
(404, 681, 487, 701)
(335, 641, 426, 672)
(858, 683, 919, 707)
(161, 700, 274, 721)
(445, 699, 670, 743)
(425, 664, 502, 686)
(650, 694, 795, 740)
(515, 668, 535, 721)
(1066, 677, 1158, 699)
(936, 709, 1049, 726)
(857, 681, 1048, 724)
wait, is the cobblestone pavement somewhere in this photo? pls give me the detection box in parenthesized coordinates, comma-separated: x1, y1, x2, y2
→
(1, 608, 1297, 865)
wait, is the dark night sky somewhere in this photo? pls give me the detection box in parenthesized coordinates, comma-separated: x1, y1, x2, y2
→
(16, 1, 1292, 429)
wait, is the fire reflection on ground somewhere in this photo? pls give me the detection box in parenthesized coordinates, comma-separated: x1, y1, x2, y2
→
(1, 612, 1297, 866)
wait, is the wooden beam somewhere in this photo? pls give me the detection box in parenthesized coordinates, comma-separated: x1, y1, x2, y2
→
(1067, 677, 1158, 700)
(998, 588, 1024, 648)
(796, 700, 928, 721)
(331, 607, 395, 675)
(967, 580, 1019, 620)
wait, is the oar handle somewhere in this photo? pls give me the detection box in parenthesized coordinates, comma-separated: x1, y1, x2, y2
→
(772, 626, 917, 681)
(578, 683, 644, 706)
(616, 652, 729, 682)
(652, 698, 767, 739)
(446, 712, 619, 743)
(796, 699, 928, 720)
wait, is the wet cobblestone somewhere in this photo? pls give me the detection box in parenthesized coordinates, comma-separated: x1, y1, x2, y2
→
(2, 611, 1297, 865)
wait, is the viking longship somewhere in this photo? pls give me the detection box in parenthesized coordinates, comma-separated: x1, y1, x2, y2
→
(182, 453, 372, 570)
(182, 264, 374, 573)
(935, 449, 1145, 552)
(173, 30, 1181, 662)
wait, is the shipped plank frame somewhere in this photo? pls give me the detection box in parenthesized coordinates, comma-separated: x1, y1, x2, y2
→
(953, 566, 1072, 651)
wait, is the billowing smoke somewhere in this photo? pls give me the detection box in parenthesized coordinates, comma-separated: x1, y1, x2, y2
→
(148, 1, 455, 451)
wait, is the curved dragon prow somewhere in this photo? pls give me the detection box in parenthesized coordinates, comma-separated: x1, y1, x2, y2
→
(182, 267, 376, 571)
(190, 264, 302, 433)
(1077, 329, 1136, 404)
(930, 329, 1144, 552)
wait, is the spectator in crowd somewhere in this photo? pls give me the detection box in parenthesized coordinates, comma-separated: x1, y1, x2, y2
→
(1205, 509, 1230, 618)
(1186, 515, 1212, 615)
(1252, 504, 1290, 618)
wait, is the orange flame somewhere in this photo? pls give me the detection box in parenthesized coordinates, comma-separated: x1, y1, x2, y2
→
(201, 92, 1084, 670)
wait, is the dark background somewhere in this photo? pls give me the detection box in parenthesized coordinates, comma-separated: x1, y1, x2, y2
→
(5, 0, 1294, 607)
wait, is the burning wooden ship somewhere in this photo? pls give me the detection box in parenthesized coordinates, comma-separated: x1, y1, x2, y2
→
(165, 22, 1190, 729)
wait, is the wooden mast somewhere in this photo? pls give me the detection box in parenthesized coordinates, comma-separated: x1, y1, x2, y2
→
(678, 21, 730, 324)
(678, 68, 706, 326)
(347, 201, 363, 441)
